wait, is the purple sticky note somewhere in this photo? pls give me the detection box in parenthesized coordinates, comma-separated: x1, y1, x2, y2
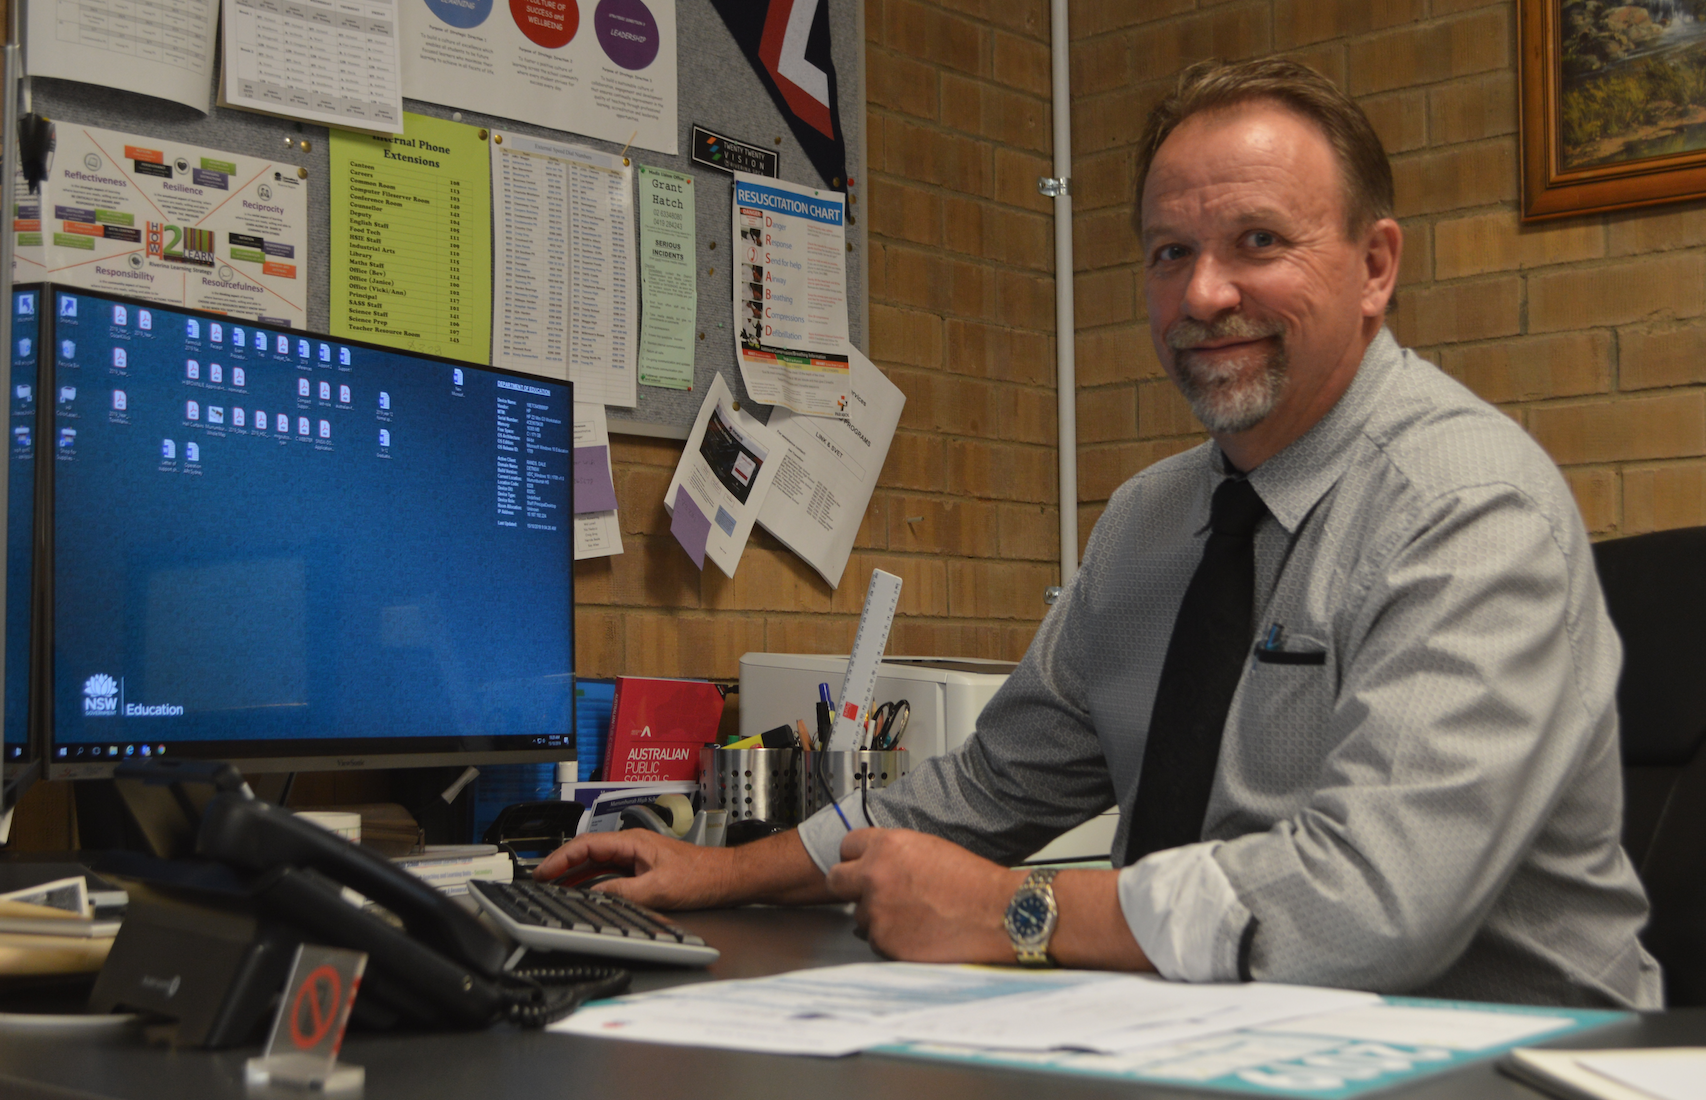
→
(670, 488, 711, 570)
(573, 445, 618, 513)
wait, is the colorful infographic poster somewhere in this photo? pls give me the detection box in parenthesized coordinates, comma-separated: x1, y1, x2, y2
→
(10, 124, 309, 326)
(400, 0, 678, 155)
(330, 113, 493, 362)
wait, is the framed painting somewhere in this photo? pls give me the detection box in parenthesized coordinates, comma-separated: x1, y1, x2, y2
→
(1520, 0, 1706, 220)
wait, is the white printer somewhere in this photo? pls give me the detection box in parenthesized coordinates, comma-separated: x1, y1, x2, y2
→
(737, 653, 1118, 863)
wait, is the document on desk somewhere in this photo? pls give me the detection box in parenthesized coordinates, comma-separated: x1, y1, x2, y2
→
(399, 0, 678, 155)
(664, 374, 782, 577)
(757, 349, 904, 588)
(10, 124, 309, 326)
(220, 0, 406, 135)
(732, 173, 851, 418)
(1506, 1048, 1706, 1100)
(27, 0, 218, 112)
(331, 114, 492, 361)
(490, 133, 637, 405)
(573, 402, 623, 561)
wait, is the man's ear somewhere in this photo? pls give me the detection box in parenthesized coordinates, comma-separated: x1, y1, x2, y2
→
(1360, 217, 1403, 319)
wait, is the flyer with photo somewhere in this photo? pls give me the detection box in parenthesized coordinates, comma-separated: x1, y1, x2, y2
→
(664, 373, 782, 577)
(12, 124, 309, 327)
(732, 171, 850, 419)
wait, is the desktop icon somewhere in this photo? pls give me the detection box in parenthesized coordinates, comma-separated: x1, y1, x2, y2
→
(111, 347, 125, 368)
(186, 360, 200, 380)
(112, 305, 127, 326)
(339, 384, 351, 403)
(58, 386, 76, 404)
(209, 407, 224, 424)
(62, 340, 74, 360)
(297, 417, 310, 436)
(17, 338, 29, 358)
(58, 296, 76, 317)
(161, 439, 175, 460)
(453, 368, 464, 386)
(14, 427, 29, 447)
(112, 390, 127, 411)
(186, 441, 200, 462)
(277, 413, 289, 432)
(57, 428, 76, 448)
(186, 318, 200, 338)
(186, 400, 200, 420)
(379, 429, 390, 447)
(297, 339, 310, 358)
(232, 367, 246, 387)
(256, 331, 267, 351)
(318, 419, 330, 439)
(276, 335, 289, 354)
(298, 378, 310, 397)
(379, 391, 390, 410)
(233, 408, 246, 427)
(15, 385, 29, 401)
(319, 343, 331, 362)
(124, 745, 135, 757)
(210, 322, 222, 342)
(210, 364, 223, 384)
(319, 381, 331, 401)
(233, 326, 245, 346)
(17, 293, 32, 315)
(140, 744, 151, 756)
(339, 347, 351, 365)
(139, 310, 152, 331)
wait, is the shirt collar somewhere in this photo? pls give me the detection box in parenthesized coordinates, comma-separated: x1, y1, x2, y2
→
(1231, 328, 1401, 534)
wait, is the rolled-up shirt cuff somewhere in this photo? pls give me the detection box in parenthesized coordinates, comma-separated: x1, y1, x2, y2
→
(1116, 840, 1253, 982)
(795, 794, 870, 874)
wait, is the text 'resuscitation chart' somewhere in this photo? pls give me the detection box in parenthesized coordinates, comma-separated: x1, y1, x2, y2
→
(331, 113, 492, 362)
(490, 132, 636, 406)
(221, 0, 406, 134)
(732, 171, 851, 418)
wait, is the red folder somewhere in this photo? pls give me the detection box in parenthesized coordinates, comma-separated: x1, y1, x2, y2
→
(600, 677, 727, 782)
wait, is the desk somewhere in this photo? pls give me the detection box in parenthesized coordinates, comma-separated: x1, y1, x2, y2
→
(0, 905, 1699, 1100)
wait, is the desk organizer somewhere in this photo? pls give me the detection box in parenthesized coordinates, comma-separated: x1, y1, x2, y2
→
(700, 746, 801, 825)
(798, 750, 909, 822)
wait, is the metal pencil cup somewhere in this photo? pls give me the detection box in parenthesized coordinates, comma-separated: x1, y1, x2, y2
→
(799, 750, 909, 822)
(700, 746, 801, 825)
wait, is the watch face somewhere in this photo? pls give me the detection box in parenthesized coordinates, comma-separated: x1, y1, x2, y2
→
(1008, 893, 1052, 941)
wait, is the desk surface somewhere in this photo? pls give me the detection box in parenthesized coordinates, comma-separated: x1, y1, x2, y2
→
(0, 904, 1699, 1100)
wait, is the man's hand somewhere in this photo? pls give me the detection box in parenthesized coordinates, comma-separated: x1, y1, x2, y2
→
(825, 828, 1025, 962)
(533, 828, 836, 910)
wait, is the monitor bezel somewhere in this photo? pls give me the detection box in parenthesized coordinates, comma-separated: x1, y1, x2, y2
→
(36, 284, 576, 780)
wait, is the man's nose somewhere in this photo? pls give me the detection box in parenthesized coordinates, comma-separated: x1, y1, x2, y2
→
(1182, 255, 1240, 319)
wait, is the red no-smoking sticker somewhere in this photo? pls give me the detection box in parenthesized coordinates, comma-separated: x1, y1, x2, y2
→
(260, 945, 368, 1067)
(289, 965, 343, 1050)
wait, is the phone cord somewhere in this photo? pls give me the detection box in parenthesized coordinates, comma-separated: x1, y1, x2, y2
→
(503, 964, 631, 1028)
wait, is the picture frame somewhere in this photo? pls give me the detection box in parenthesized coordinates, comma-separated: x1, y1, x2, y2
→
(1520, 0, 1706, 221)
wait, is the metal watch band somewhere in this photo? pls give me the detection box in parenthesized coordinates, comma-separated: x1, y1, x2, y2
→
(1007, 867, 1060, 967)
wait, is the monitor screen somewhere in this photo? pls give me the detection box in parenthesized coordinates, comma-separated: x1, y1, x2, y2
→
(5, 286, 39, 771)
(42, 286, 575, 778)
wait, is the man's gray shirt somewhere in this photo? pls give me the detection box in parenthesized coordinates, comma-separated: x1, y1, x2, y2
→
(800, 329, 1662, 1008)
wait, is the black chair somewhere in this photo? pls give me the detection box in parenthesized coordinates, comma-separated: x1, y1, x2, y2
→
(1592, 525, 1706, 1007)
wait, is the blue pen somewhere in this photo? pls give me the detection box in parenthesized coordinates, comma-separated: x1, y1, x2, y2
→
(818, 682, 832, 705)
(1254, 623, 1284, 668)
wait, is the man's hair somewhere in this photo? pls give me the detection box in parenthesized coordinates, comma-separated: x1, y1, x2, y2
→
(1134, 58, 1395, 238)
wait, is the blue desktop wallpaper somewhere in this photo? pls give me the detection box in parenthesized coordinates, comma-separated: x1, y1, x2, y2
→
(5, 288, 38, 760)
(46, 289, 574, 760)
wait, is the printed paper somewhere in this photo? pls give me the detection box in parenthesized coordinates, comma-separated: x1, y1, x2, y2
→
(222, 0, 406, 134)
(28, 0, 219, 112)
(664, 373, 782, 577)
(636, 165, 696, 390)
(573, 401, 623, 560)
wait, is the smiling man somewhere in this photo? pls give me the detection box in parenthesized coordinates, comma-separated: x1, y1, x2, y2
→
(538, 59, 1661, 1008)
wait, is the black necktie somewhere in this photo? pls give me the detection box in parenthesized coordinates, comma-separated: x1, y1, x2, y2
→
(1123, 475, 1269, 866)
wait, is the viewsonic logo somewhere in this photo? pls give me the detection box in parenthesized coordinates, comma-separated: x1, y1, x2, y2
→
(83, 674, 118, 717)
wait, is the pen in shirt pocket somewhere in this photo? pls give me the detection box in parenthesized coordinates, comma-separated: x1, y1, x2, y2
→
(1253, 623, 1284, 669)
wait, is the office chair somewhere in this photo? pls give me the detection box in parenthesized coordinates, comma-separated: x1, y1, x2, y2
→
(1592, 525, 1706, 1007)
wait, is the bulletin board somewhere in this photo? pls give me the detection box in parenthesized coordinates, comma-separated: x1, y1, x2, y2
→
(21, 0, 867, 439)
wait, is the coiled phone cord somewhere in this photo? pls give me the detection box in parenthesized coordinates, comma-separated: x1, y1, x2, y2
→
(503, 964, 631, 1028)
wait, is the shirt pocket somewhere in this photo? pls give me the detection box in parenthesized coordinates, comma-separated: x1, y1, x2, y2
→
(1224, 630, 1338, 807)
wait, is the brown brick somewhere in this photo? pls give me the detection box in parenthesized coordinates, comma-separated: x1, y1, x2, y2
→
(1607, 204, 1706, 256)
(1359, 89, 1428, 155)
(936, 0, 1048, 38)
(886, 247, 998, 320)
(881, 430, 947, 490)
(1278, 44, 1347, 88)
(1073, 205, 1144, 271)
(1075, 267, 1136, 328)
(994, 147, 1054, 213)
(949, 560, 1060, 618)
(947, 318, 1054, 384)
(998, 502, 1060, 559)
(1071, 31, 1132, 98)
(1071, 0, 1195, 38)
(1431, 0, 1504, 13)
(998, 268, 1057, 330)
(831, 554, 949, 615)
(994, 30, 1052, 97)
(869, 240, 888, 299)
(867, 48, 938, 121)
(1079, 437, 1201, 499)
(947, 439, 1058, 502)
(1529, 253, 1706, 333)
(1436, 331, 1612, 404)
(574, 556, 614, 604)
(883, 1, 989, 78)
(869, 303, 945, 369)
(1563, 468, 1618, 535)
(1390, 140, 1517, 217)
(866, 113, 887, 175)
(1393, 277, 1521, 346)
(626, 613, 768, 680)
(574, 608, 622, 676)
(766, 614, 858, 656)
(1074, 81, 1170, 156)
(1347, 8, 1510, 96)
(1528, 394, 1706, 465)
(948, 200, 1051, 269)
(869, 177, 941, 246)
(1398, 221, 1431, 285)
(942, 75, 1051, 153)
(609, 435, 680, 466)
(856, 492, 889, 550)
(1074, 147, 1136, 212)
(1429, 73, 1518, 145)
(1275, 0, 1426, 51)
(702, 548, 833, 613)
(1623, 464, 1706, 534)
(609, 536, 703, 608)
(891, 368, 1001, 436)
(1433, 210, 1603, 280)
(1076, 323, 1164, 384)
(885, 118, 992, 196)
(891, 495, 1000, 556)
(1077, 382, 1137, 442)
(1620, 325, 1706, 391)
(1130, 5, 1272, 79)
(617, 465, 674, 535)
(1137, 377, 1201, 439)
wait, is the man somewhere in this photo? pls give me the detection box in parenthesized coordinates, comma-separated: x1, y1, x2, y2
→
(539, 59, 1661, 1008)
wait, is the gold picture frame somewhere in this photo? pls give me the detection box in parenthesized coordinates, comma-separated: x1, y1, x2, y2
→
(1521, 0, 1706, 221)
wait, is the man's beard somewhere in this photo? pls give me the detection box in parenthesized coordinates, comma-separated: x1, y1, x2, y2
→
(1165, 316, 1288, 434)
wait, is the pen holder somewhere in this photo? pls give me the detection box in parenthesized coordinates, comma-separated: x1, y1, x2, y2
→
(798, 750, 909, 822)
(700, 746, 801, 825)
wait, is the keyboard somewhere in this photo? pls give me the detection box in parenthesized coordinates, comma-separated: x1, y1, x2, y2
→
(469, 879, 720, 966)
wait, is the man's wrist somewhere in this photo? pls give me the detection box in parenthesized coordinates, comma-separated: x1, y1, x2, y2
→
(1048, 869, 1153, 971)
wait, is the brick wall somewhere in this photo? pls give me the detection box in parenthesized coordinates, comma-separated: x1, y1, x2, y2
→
(577, 0, 1062, 682)
(1071, 0, 1706, 544)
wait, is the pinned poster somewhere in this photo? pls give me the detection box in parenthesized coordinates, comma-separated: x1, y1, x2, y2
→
(27, 0, 219, 113)
(401, 0, 678, 155)
(664, 374, 782, 577)
(732, 172, 851, 418)
(636, 165, 696, 391)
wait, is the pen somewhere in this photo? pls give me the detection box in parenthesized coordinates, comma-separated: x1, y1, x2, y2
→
(1254, 623, 1284, 668)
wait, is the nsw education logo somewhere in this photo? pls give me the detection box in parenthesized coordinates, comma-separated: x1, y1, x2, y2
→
(84, 674, 119, 717)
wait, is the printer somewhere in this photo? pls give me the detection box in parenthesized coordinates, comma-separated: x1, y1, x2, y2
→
(738, 653, 1118, 863)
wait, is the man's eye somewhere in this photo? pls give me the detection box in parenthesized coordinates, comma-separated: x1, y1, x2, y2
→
(1247, 231, 1277, 248)
(1155, 244, 1189, 263)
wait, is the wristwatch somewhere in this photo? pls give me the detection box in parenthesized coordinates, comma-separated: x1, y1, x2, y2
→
(1003, 868, 1060, 967)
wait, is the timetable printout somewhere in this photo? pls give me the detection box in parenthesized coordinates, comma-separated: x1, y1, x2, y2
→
(732, 172, 851, 419)
(331, 113, 492, 362)
(489, 132, 637, 406)
(221, 0, 406, 134)
(27, 0, 219, 112)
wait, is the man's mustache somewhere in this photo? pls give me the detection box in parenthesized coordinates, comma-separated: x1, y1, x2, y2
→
(1165, 316, 1286, 349)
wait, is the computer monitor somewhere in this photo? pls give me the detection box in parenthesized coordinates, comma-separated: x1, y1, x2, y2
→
(38, 285, 575, 779)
